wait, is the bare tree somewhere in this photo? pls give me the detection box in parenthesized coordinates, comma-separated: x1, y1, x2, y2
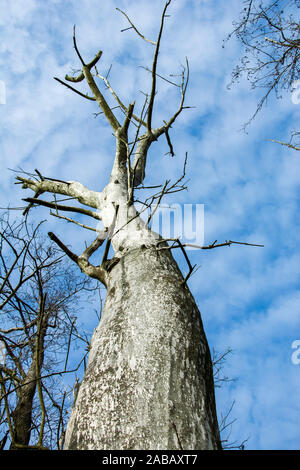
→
(0, 213, 92, 449)
(14, 2, 263, 450)
(227, 0, 300, 149)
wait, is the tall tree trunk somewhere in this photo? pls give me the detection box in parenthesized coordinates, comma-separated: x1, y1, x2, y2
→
(10, 363, 37, 449)
(64, 245, 221, 450)
(9, 300, 48, 450)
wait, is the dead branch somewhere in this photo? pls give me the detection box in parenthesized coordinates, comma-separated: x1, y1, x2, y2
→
(219, 400, 237, 435)
(140, 66, 181, 87)
(128, 96, 150, 189)
(47, 232, 79, 264)
(95, 72, 147, 128)
(53, 77, 96, 101)
(195, 240, 264, 249)
(122, 101, 135, 137)
(65, 51, 103, 82)
(159, 57, 190, 133)
(157, 238, 264, 251)
(146, 152, 188, 225)
(147, 1, 172, 132)
(83, 65, 121, 131)
(48, 232, 108, 285)
(164, 127, 175, 156)
(0, 319, 37, 335)
(219, 400, 250, 450)
(16, 175, 103, 211)
(72, 25, 85, 66)
(55, 26, 120, 131)
(268, 139, 300, 151)
(173, 238, 197, 287)
(146, 180, 169, 226)
(23, 197, 102, 221)
(0, 257, 61, 312)
(126, 98, 150, 203)
(80, 230, 108, 261)
(116, 8, 157, 45)
(50, 212, 98, 232)
(212, 347, 235, 388)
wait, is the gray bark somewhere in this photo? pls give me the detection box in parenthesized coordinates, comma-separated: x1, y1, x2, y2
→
(64, 245, 221, 450)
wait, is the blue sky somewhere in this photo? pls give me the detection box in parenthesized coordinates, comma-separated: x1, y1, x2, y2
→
(0, 0, 300, 450)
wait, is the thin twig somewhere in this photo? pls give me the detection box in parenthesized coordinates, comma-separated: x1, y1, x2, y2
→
(268, 139, 300, 151)
(165, 127, 175, 156)
(157, 239, 264, 251)
(48, 233, 79, 264)
(50, 212, 98, 232)
(95, 72, 147, 127)
(116, 8, 157, 45)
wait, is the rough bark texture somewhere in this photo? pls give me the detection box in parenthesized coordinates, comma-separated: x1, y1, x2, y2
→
(64, 246, 221, 450)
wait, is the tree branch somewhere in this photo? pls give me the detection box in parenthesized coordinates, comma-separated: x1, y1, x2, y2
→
(83, 65, 121, 131)
(48, 232, 79, 264)
(80, 230, 108, 261)
(48, 232, 108, 285)
(95, 73, 147, 128)
(157, 239, 264, 251)
(53, 77, 96, 101)
(160, 57, 190, 133)
(164, 127, 175, 156)
(65, 51, 103, 82)
(268, 139, 300, 151)
(73, 25, 85, 66)
(16, 176, 103, 211)
(50, 212, 98, 231)
(147, 0, 172, 132)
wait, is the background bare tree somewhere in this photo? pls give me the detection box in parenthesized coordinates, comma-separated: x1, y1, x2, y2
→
(0, 212, 94, 450)
(227, 0, 300, 149)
